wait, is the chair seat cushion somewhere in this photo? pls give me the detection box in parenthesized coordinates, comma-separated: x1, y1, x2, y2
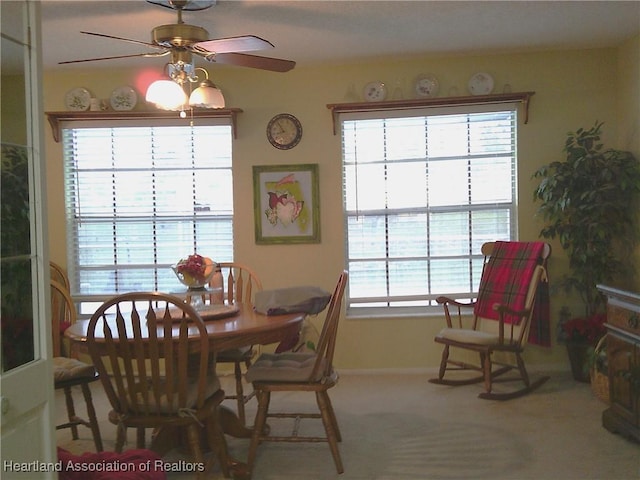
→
(53, 356, 96, 382)
(246, 352, 326, 383)
(436, 328, 500, 346)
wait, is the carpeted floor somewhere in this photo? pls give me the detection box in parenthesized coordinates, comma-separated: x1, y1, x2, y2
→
(57, 369, 639, 480)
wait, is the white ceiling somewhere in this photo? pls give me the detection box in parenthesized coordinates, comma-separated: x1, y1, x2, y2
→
(41, 0, 640, 71)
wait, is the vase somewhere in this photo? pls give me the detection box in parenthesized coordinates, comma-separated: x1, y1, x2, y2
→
(186, 286, 207, 310)
(566, 342, 591, 382)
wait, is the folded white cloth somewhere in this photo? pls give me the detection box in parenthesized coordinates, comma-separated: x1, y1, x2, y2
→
(255, 286, 331, 315)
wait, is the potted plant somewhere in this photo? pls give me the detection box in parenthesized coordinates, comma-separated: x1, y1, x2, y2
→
(1, 144, 35, 371)
(532, 122, 640, 380)
(559, 312, 607, 382)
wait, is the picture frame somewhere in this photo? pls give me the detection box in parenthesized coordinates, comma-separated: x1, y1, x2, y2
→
(253, 163, 320, 244)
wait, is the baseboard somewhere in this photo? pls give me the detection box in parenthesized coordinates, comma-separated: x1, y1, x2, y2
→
(338, 367, 436, 375)
(338, 363, 567, 376)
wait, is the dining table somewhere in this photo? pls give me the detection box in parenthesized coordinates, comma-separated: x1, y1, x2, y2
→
(64, 302, 306, 476)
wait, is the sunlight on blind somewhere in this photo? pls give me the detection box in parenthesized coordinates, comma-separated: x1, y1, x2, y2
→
(341, 107, 517, 315)
(62, 121, 233, 313)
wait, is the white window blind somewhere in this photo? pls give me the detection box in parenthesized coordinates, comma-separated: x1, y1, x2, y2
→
(341, 105, 517, 316)
(62, 118, 233, 316)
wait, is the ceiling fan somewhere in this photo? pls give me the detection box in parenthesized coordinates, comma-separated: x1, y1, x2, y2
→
(58, 0, 296, 73)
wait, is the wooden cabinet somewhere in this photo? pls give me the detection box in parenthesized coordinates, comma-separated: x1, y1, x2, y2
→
(598, 285, 640, 442)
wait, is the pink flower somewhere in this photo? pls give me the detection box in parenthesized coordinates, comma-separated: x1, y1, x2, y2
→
(176, 254, 207, 283)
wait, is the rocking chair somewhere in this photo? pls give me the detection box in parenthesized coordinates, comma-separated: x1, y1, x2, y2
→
(429, 241, 551, 400)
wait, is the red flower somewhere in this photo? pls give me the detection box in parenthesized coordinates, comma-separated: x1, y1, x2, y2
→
(561, 313, 606, 345)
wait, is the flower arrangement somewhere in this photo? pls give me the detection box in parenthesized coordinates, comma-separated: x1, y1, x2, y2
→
(560, 313, 606, 345)
(172, 254, 215, 288)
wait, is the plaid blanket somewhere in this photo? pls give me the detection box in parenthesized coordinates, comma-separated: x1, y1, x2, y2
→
(530, 280, 551, 346)
(474, 241, 551, 346)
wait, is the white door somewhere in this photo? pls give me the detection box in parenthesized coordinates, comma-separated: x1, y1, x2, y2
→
(0, 1, 56, 476)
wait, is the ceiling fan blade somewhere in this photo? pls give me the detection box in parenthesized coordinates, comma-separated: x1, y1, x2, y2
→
(59, 51, 170, 65)
(194, 35, 274, 54)
(147, 0, 215, 11)
(80, 31, 163, 49)
(208, 52, 295, 72)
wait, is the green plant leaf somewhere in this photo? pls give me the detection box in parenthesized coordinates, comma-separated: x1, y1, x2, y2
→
(531, 123, 640, 315)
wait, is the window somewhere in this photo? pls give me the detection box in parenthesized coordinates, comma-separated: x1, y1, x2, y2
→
(341, 105, 517, 316)
(62, 118, 233, 316)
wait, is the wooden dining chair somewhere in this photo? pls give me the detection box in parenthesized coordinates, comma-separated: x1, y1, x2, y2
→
(86, 292, 230, 478)
(50, 261, 70, 290)
(429, 241, 551, 400)
(210, 262, 263, 426)
(51, 278, 103, 452)
(245, 271, 348, 477)
(50, 261, 76, 358)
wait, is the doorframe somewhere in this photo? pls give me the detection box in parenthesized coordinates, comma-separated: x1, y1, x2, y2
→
(0, 0, 56, 474)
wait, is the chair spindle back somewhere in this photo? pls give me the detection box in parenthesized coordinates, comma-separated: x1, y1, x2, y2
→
(211, 262, 263, 305)
(87, 292, 211, 417)
(310, 271, 348, 381)
(50, 279, 77, 357)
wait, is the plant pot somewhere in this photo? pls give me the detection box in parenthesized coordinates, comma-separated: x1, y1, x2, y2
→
(566, 342, 591, 382)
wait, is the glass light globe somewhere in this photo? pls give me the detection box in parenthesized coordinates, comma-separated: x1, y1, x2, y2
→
(189, 80, 225, 109)
(145, 80, 187, 110)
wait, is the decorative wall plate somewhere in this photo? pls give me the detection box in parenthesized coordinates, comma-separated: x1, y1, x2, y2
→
(414, 74, 439, 98)
(467, 72, 494, 95)
(110, 86, 138, 111)
(363, 81, 387, 102)
(64, 87, 91, 111)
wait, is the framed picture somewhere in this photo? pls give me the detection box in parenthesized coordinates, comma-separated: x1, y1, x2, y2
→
(253, 163, 320, 244)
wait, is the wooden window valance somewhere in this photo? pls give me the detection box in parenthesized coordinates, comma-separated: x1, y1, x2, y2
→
(326, 92, 534, 135)
(45, 108, 243, 142)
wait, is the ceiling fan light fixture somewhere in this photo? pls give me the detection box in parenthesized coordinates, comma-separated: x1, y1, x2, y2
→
(189, 78, 225, 109)
(145, 79, 187, 110)
(59, 1, 295, 73)
(168, 55, 196, 84)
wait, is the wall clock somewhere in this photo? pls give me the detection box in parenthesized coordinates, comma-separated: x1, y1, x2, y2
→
(267, 113, 303, 150)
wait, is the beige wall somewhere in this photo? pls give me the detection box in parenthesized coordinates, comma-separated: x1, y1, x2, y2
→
(617, 35, 640, 155)
(43, 37, 640, 370)
(617, 35, 640, 294)
(2, 75, 27, 145)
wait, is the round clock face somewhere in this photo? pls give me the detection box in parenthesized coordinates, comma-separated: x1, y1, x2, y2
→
(267, 113, 303, 150)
